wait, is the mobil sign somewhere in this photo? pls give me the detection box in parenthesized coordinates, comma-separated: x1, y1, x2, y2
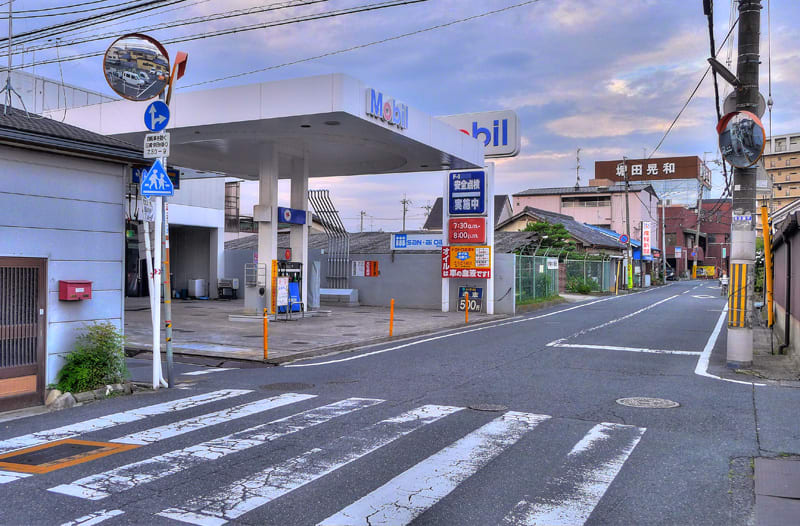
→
(437, 110, 520, 158)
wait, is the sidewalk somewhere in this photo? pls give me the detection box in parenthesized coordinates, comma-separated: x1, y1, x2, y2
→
(124, 297, 506, 365)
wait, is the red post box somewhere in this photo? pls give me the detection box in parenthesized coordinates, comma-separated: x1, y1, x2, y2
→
(59, 280, 92, 301)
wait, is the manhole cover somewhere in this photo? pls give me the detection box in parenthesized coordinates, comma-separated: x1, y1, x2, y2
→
(261, 382, 314, 391)
(468, 404, 508, 412)
(616, 397, 680, 409)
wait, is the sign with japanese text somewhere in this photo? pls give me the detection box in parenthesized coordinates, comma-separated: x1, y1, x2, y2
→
(448, 171, 486, 215)
(143, 132, 170, 158)
(642, 221, 651, 257)
(441, 246, 491, 279)
(457, 287, 483, 312)
(270, 260, 278, 314)
(594, 156, 711, 188)
(352, 260, 379, 277)
(276, 276, 289, 307)
(390, 233, 442, 250)
(547, 257, 559, 270)
(675, 246, 682, 258)
(448, 218, 486, 244)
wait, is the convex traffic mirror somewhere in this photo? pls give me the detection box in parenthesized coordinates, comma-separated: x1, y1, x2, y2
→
(717, 110, 766, 168)
(103, 33, 170, 102)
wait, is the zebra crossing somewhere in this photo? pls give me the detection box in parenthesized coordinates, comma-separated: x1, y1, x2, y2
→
(0, 390, 646, 525)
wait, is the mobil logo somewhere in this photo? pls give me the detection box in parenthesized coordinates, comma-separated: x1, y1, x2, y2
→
(456, 251, 470, 261)
(436, 110, 520, 159)
(460, 119, 509, 149)
(365, 88, 408, 130)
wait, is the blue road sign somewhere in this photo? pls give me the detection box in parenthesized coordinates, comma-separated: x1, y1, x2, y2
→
(141, 159, 174, 196)
(619, 234, 629, 244)
(144, 100, 170, 132)
(449, 171, 486, 215)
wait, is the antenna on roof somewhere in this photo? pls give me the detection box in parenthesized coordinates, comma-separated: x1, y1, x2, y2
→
(574, 147, 583, 189)
(1, 2, 28, 116)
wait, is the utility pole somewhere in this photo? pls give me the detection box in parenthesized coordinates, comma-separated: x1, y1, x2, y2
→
(622, 157, 633, 289)
(360, 210, 366, 233)
(574, 147, 583, 189)
(727, 0, 761, 368)
(692, 178, 702, 279)
(400, 193, 412, 232)
(661, 198, 667, 281)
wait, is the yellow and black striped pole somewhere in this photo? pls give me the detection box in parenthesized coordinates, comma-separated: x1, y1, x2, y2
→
(728, 263, 748, 328)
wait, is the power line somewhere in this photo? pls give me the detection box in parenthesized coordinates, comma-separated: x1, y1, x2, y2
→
(1, 0, 151, 19)
(12, 0, 429, 70)
(2, 0, 328, 56)
(13, 0, 139, 13)
(179, 0, 542, 89)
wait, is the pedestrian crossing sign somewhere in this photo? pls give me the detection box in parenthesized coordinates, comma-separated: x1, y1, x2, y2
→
(140, 159, 174, 196)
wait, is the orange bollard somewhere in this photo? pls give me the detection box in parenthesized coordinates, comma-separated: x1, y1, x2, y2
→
(264, 309, 269, 360)
(465, 292, 469, 324)
(389, 298, 395, 337)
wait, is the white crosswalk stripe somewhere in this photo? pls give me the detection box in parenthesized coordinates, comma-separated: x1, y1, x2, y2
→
(0, 389, 250, 458)
(49, 397, 383, 500)
(501, 422, 645, 525)
(3, 393, 646, 526)
(112, 392, 316, 445)
(319, 411, 551, 526)
(157, 404, 462, 526)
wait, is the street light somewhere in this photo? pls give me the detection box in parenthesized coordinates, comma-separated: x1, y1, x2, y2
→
(707, 57, 742, 89)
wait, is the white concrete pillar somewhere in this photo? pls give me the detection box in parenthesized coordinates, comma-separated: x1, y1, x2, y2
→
(486, 162, 495, 315)
(290, 152, 309, 311)
(255, 143, 279, 311)
(441, 171, 449, 312)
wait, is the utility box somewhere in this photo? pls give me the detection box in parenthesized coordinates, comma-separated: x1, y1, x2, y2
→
(58, 280, 92, 301)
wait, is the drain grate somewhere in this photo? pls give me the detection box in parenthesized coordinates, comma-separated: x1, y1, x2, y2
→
(616, 397, 680, 409)
(0, 439, 139, 474)
(261, 382, 315, 391)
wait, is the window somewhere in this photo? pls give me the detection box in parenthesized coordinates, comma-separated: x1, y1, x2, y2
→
(561, 196, 611, 207)
(666, 233, 677, 247)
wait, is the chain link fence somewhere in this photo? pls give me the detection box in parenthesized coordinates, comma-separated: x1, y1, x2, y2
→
(564, 257, 619, 292)
(515, 255, 559, 305)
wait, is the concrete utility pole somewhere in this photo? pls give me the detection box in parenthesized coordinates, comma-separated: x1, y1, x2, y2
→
(400, 194, 412, 232)
(693, 179, 702, 279)
(661, 199, 667, 280)
(727, 0, 761, 368)
(622, 157, 633, 289)
(360, 210, 366, 233)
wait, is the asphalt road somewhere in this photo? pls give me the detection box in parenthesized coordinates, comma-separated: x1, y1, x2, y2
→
(1, 280, 796, 525)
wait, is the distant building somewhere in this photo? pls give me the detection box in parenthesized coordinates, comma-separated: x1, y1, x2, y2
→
(512, 184, 660, 244)
(763, 132, 800, 211)
(421, 195, 513, 231)
(660, 199, 731, 277)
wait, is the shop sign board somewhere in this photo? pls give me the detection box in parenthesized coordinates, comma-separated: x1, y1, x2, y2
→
(457, 287, 483, 312)
(675, 246, 682, 258)
(448, 218, 486, 244)
(352, 260, 379, 277)
(642, 221, 651, 257)
(365, 88, 408, 130)
(595, 156, 711, 188)
(448, 171, 486, 215)
(276, 276, 289, 307)
(278, 206, 307, 225)
(441, 246, 491, 279)
(547, 257, 559, 270)
(390, 233, 442, 250)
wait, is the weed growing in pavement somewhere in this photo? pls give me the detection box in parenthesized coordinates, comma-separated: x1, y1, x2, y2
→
(56, 322, 129, 393)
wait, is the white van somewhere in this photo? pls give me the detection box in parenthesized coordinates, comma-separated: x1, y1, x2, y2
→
(122, 71, 144, 87)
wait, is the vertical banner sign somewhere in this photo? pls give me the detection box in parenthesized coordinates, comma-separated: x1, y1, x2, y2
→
(642, 222, 651, 257)
(271, 260, 278, 314)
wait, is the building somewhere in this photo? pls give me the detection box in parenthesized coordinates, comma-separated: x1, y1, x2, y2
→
(660, 199, 732, 277)
(763, 132, 800, 211)
(771, 211, 799, 364)
(593, 156, 711, 207)
(512, 184, 660, 244)
(422, 195, 513, 231)
(0, 105, 143, 411)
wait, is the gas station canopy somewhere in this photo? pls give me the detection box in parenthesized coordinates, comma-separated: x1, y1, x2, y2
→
(55, 73, 485, 178)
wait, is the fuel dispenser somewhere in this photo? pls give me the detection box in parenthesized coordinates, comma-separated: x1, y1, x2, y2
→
(277, 261, 303, 314)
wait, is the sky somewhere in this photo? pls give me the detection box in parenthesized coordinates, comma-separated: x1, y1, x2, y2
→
(10, 0, 800, 232)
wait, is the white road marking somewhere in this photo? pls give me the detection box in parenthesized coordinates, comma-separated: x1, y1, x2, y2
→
(0, 390, 251, 456)
(182, 368, 235, 376)
(502, 423, 645, 525)
(158, 404, 462, 525)
(49, 398, 382, 500)
(113, 393, 314, 445)
(552, 343, 700, 356)
(0, 470, 32, 484)
(694, 305, 765, 386)
(59, 509, 124, 526)
(318, 411, 549, 526)
(547, 295, 679, 347)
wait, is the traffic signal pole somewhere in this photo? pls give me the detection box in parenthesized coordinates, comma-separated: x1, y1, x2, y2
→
(726, 0, 761, 368)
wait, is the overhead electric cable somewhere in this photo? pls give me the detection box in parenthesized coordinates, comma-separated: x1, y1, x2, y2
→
(179, 0, 542, 89)
(1, 0, 150, 19)
(13, 0, 429, 70)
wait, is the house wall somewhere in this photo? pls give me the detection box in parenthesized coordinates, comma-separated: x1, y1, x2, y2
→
(0, 145, 125, 384)
(773, 230, 800, 364)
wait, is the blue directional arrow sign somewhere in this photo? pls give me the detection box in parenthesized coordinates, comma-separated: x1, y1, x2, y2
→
(144, 100, 170, 132)
(141, 159, 174, 197)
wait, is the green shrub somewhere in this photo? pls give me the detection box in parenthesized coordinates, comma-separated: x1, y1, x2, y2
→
(56, 322, 128, 393)
(566, 276, 595, 294)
